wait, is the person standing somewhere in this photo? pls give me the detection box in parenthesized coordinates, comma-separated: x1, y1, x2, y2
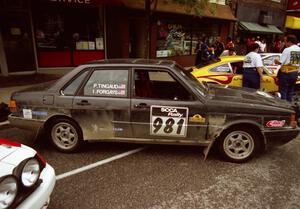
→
(213, 36, 225, 57)
(242, 43, 264, 90)
(274, 34, 300, 101)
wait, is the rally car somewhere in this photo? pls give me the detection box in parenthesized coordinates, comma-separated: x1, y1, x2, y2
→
(260, 53, 281, 74)
(192, 56, 300, 94)
(0, 138, 55, 209)
(8, 59, 300, 163)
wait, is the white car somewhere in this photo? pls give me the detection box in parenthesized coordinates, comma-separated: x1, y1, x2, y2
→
(260, 53, 281, 74)
(0, 138, 55, 209)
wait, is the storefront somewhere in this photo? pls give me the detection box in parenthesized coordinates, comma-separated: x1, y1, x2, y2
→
(114, 1, 236, 67)
(32, 0, 105, 68)
(0, 0, 106, 76)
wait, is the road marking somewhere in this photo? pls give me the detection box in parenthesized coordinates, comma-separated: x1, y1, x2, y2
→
(0, 121, 9, 126)
(56, 147, 145, 180)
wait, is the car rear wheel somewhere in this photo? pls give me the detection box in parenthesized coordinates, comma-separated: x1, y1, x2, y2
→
(48, 118, 83, 153)
(217, 127, 260, 163)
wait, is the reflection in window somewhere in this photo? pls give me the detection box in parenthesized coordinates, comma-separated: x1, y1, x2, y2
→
(84, 69, 128, 97)
(209, 64, 231, 73)
(63, 70, 89, 96)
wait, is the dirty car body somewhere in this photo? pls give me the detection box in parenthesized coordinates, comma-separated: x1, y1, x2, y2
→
(8, 59, 300, 163)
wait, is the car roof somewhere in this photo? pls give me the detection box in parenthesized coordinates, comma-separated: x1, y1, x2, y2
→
(219, 56, 244, 62)
(84, 59, 177, 67)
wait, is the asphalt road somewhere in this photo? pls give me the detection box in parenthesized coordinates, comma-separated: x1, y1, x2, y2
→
(1, 124, 300, 209)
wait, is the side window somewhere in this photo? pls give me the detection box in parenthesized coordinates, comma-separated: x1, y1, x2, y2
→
(83, 69, 128, 97)
(231, 62, 244, 74)
(134, 69, 193, 101)
(63, 70, 89, 96)
(263, 55, 280, 66)
(209, 64, 231, 73)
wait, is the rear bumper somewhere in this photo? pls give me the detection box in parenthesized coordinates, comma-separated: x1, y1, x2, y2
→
(8, 115, 44, 135)
(263, 128, 300, 146)
(16, 163, 56, 209)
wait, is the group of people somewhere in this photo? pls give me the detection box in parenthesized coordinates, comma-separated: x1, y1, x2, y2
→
(194, 34, 300, 102)
(194, 36, 236, 67)
(243, 34, 300, 102)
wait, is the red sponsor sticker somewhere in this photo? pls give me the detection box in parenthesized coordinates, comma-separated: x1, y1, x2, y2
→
(266, 120, 285, 127)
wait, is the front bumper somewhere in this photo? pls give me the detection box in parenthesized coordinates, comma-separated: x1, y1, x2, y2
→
(16, 163, 56, 209)
(263, 128, 300, 147)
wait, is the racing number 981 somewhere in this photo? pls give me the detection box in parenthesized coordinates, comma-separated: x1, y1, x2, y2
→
(150, 106, 188, 137)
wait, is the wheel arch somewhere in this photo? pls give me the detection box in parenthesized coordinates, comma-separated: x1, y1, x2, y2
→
(44, 114, 83, 140)
(217, 122, 266, 151)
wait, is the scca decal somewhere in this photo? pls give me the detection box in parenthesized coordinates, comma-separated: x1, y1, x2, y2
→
(266, 120, 285, 127)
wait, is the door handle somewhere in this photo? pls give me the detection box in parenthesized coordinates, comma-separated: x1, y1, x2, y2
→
(76, 100, 91, 106)
(134, 103, 150, 108)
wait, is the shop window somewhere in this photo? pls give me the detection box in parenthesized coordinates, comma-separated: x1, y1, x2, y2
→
(33, 3, 104, 67)
(34, 7, 103, 50)
(83, 69, 129, 98)
(156, 20, 219, 58)
(156, 21, 192, 58)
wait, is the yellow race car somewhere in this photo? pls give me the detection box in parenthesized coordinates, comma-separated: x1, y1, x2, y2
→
(192, 56, 282, 93)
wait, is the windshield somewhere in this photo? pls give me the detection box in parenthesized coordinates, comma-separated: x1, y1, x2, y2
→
(174, 64, 207, 96)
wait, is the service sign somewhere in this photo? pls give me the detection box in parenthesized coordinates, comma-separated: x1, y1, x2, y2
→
(150, 105, 188, 137)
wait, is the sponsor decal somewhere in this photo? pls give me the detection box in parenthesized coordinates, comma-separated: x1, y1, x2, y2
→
(189, 114, 205, 123)
(91, 83, 127, 96)
(32, 111, 48, 116)
(150, 105, 188, 137)
(23, 109, 32, 119)
(266, 120, 285, 127)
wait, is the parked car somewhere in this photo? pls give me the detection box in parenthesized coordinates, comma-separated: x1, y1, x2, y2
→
(192, 56, 280, 93)
(260, 53, 281, 74)
(8, 59, 300, 163)
(0, 138, 55, 209)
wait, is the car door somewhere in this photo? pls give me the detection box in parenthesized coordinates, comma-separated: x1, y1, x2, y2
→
(206, 63, 240, 87)
(260, 68, 279, 93)
(131, 68, 207, 142)
(71, 67, 132, 140)
(229, 61, 244, 87)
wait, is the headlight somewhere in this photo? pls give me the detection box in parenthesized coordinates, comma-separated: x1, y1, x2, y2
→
(21, 158, 41, 187)
(0, 176, 18, 209)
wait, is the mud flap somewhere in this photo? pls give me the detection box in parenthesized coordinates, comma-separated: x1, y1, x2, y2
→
(203, 139, 215, 160)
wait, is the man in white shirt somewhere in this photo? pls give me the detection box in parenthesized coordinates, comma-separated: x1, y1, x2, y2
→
(275, 34, 300, 101)
(242, 43, 264, 89)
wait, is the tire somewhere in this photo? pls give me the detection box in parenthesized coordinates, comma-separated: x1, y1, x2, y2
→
(217, 127, 260, 163)
(47, 118, 83, 153)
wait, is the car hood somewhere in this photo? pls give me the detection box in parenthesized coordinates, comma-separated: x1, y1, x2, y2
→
(0, 142, 36, 166)
(206, 84, 293, 112)
(0, 145, 19, 162)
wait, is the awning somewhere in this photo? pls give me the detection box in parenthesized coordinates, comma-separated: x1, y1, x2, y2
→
(239, 21, 283, 34)
(122, 0, 236, 21)
(285, 16, 300, 29)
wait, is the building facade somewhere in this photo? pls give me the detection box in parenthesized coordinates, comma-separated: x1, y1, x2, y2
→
(230, 0, 287, 52)
(0, 0, 236, 76)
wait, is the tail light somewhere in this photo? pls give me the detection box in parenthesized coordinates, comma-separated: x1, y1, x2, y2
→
(290, 113, 297, 128)
(9, 100, 17, 112)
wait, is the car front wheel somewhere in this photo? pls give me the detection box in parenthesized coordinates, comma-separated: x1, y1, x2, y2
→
(48, 118, 83, 153)
(217, 127, 260, 163)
